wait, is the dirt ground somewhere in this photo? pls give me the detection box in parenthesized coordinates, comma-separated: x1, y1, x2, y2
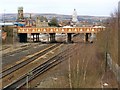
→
(35, 35, 118, 88)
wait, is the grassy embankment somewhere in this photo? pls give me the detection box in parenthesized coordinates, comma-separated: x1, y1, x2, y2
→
(96, 11, 118, 65)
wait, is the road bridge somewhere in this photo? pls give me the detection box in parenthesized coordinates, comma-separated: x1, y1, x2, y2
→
(17, 27, 105, 43)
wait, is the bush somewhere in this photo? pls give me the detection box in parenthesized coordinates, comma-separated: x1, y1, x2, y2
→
(96, 10, 118, 64)
(2, 26, 13, 44)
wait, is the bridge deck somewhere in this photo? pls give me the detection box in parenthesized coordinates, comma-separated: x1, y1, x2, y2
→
(17, 27, 105, 34)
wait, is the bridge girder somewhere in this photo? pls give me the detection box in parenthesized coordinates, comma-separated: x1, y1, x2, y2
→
(17, 27, 105, 34)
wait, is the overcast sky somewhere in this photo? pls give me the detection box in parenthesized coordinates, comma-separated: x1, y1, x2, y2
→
(0, 0, 119, 16)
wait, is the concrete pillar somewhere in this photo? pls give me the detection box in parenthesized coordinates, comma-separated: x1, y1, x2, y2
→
(19, 33, 27, 43)
(84, 33, 89, 42)
(37, 34, 39, 42)
(36, 33, 39, 42)
(30, 33, 32, 42)
(35, 34, 37, 42)
(49, 33, 56, 43)
(33, 34, 35, 42)
(67, 33, 72, 43)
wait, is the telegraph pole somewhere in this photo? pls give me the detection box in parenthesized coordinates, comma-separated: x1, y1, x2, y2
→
(3, 9, 6, 23)
(3, 9, 6, 32)
(118, 1, 120, 88)
(26, 71, 33, 89)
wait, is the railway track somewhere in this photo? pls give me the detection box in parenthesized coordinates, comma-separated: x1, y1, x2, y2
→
(2, 34, 85, 89)
(1, 44, 60, 79)
(2, 44, 53, 71)
(3, 41, 79, 90)
(21, 43, 80, 89)
(0, 33, 81, 72)
(2, 43, 40, 58)
(0, 46, 10, 51)
(3, 54, 62, 89)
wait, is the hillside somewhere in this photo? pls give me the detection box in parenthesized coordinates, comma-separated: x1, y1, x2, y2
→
(0, 13, 108, 22)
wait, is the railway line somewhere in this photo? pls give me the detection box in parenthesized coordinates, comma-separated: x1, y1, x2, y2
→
(23, 42, 82, 87)
(29, 38, 84, 88)
(1, 46, 10, 51)
(2, 43, 63, 89)
(2, 34, 86, 89)
(1, 44, 60, 78)
(2, 43, 40, 58)
(3, 40, 80, 90)
(2, 43, 56, 71)
(3, 53, 62, 89)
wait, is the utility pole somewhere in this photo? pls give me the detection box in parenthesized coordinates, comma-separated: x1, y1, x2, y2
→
(105, 22, 108, 72)
(26, 74, 29, 89)
(3, 9, 6, 32)
(26, 71, 33, 89)
(3, 9, 6, 23)
(118, 1, 120, 88)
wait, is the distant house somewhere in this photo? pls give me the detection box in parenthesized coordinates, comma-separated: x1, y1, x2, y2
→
(2, 32, 7, 40)
(14, 22, 25, 27)
(0, 26, 6, 40)
(36, 16, 48, 27)
(0, 22, 14, 41)
(0, 22, 14, 26)
(25, 18, 36, 27)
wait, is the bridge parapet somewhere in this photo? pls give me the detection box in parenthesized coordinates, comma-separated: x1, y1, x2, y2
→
(17, 27, 105, 34)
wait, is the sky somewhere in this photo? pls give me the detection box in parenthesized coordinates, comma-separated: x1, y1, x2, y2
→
(0, 0, 119, 16)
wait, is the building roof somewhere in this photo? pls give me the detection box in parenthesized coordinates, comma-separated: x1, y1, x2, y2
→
(63, 26, 73, 28)
(14, 22, 25, 27)
(0, 22, 14, 26)
(0, 22, 25, 27)
(93, 26, 106, 28)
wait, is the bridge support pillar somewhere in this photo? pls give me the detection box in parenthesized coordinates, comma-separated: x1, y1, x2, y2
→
(32, 34, 35, 42)
(19, 33, 27, 43)
(38, 34, 40, 42)
(36, 33, 39, 42)
(35, 34, 37, 42)
(49, 33, 56, 43)
(84, 33, 89, 42)
(32, 33, 40, 42)
(67, 33, 72, 43)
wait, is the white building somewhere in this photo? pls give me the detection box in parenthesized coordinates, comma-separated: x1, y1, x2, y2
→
(72, 9, 78, 23)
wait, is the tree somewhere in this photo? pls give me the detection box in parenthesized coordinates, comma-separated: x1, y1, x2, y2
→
(48, 17, 59, 27)
(2, 26, 13, 44)
(39, 16, 48, 22)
